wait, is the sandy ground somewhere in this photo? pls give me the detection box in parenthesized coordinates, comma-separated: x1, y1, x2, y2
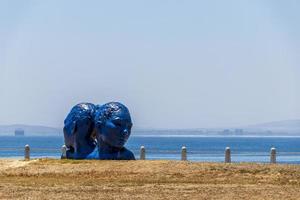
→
(0, 159, 300, 200)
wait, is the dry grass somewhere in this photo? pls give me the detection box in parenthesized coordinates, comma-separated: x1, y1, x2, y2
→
(0, 159, 300, 199)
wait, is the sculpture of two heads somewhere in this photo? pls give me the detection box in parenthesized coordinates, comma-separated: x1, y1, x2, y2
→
(63, 102, 133, 159)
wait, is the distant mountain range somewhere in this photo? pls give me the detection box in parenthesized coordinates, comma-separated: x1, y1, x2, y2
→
(133, 119, 300, 136)
(243, 119, 300, 135)
(0, 120, 299, 136)
(246, 119, 300, 128)
(0, 124, 62, 136)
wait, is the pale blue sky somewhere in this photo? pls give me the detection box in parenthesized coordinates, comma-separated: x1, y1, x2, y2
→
(0, 0, 299, 129)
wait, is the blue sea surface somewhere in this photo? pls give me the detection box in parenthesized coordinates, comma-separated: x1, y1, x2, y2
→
(0, 136, 300, 164)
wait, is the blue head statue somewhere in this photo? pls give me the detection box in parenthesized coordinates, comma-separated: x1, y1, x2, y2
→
(94, 102, 135, 160)
(63, 102, 97, 159)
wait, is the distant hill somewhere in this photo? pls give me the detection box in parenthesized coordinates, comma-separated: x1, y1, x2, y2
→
(244, 120, 300, 135)
(0, 124, 62, 136)
(1, 120, 299, 137)
(132, 120, 300, 136)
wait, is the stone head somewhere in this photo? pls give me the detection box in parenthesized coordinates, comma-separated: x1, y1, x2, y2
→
(94, 102, 132, 148)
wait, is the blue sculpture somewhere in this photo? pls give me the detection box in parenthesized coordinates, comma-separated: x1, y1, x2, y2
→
(94, 102, 135, 160)
(63, 102, 135, 160)
(63, 102, 97, 159)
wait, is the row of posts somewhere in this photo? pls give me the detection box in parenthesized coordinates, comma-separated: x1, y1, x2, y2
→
(140, 146, 277, 164)
(24, 144, 277, 164)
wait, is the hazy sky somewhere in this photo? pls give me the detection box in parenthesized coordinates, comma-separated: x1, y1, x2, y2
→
(0, 0, 299, 129)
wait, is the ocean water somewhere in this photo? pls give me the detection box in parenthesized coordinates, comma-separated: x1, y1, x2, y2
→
(0, 136, 300, 164)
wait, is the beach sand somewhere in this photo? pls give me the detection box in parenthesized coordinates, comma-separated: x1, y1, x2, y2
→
(0, 159, 300, 199)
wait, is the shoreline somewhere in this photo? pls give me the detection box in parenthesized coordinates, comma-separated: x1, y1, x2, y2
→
(2, 135, 300, 137)
(1, 157, 300, 165)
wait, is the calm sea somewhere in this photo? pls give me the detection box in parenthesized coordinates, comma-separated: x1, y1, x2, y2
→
(1, 136, 300, 163)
